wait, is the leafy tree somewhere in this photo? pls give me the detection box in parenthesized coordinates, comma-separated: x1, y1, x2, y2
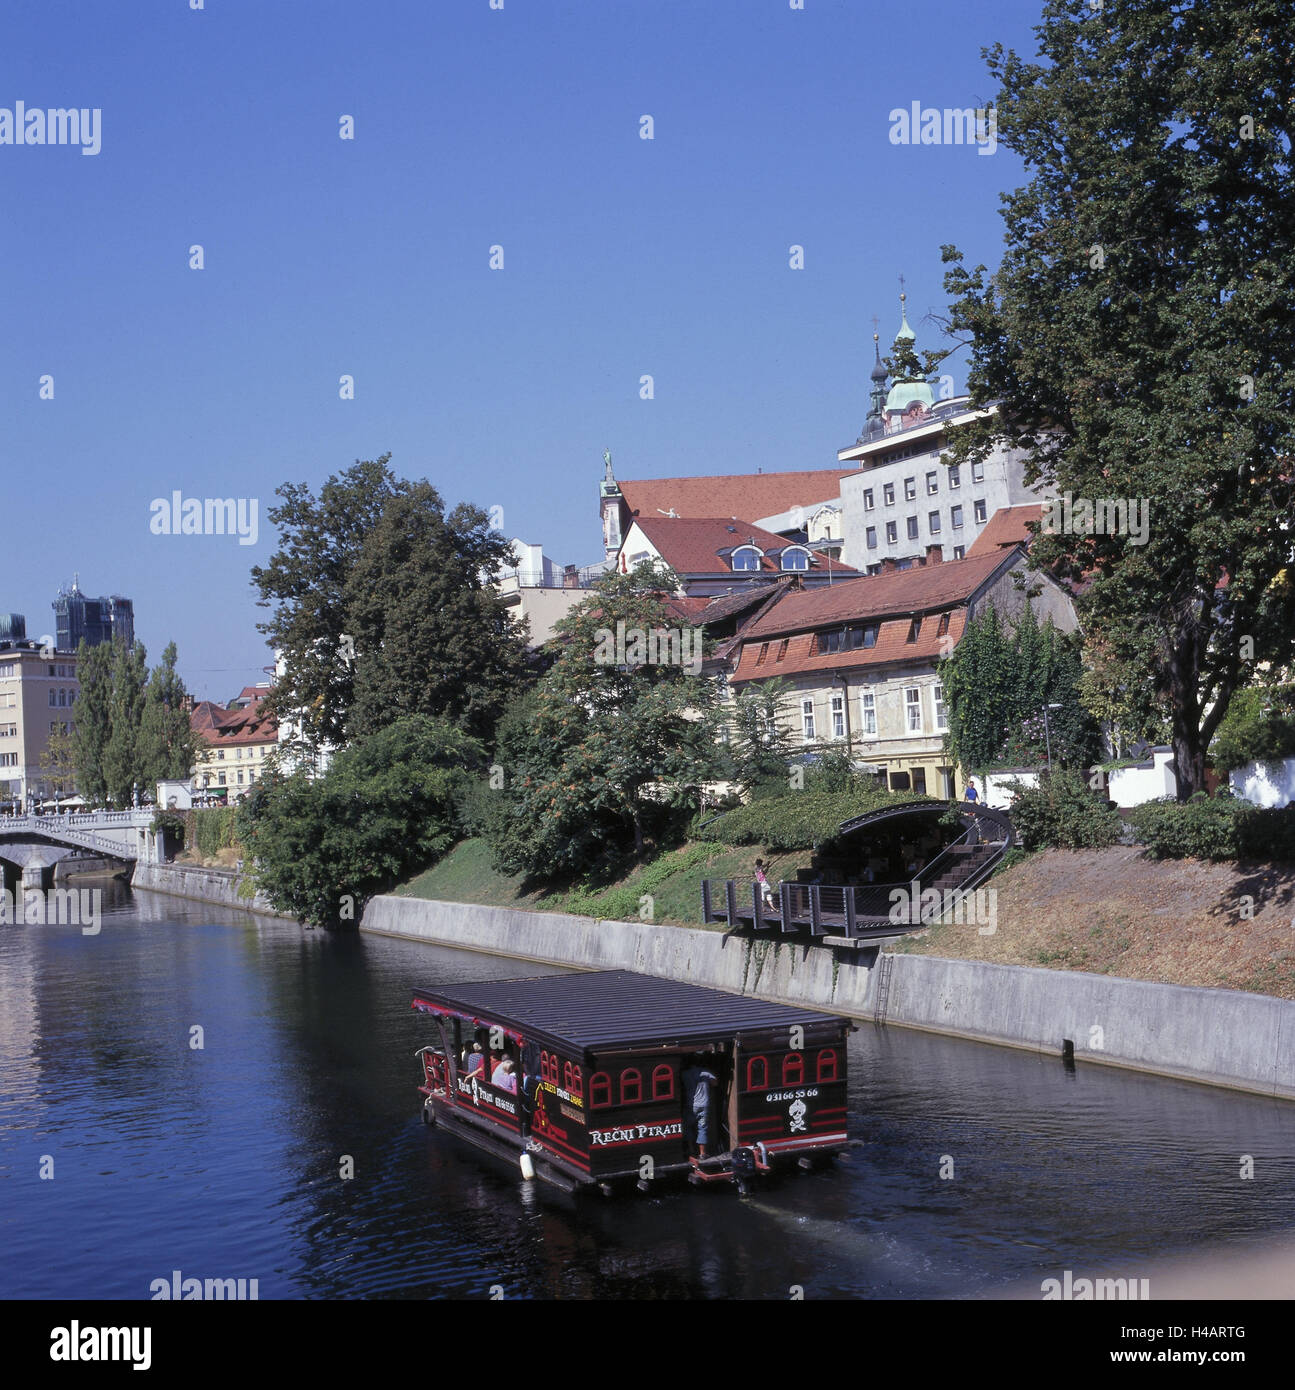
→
(941, 604, 1103, 775)
(237, 715, 482, 929)
(138, 642, 199, 786)
(940, 0, 1295, 799)
(252, 456, 530, 752)
(71, 640, 115, 805)
(344, 482, 530, 743)
(102, 640, 149, 805)
(39, 722, 78, 801)
(483, 562, 727, 878)
(1209, 680, 1295, 772)
(726, 676, 797, 794)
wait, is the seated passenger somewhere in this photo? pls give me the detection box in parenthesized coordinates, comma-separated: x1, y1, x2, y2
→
(492, 1056, 518, 1093)
(463, 1042, 486, 1078)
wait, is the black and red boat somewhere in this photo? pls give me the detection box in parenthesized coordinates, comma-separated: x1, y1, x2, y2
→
(412, 969, 853, 1194)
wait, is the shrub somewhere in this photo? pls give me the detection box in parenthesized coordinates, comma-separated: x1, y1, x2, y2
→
(1006, 769, 1123, 851)
(194, 807, 241, 860)
(708, 783, 934, 852)
(1129, 795, 1295, 863)
(1209, 685, 1295, 772)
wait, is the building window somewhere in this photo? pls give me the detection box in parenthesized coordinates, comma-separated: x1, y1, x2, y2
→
(817, 1049, 839, 1083)
(590, 1072, 612, 1108)
(883, 482, 895, 506)
(651, 1064, 674, 1101)
(218, 773, 227, 786)
(904, 477, 917, 501)
(863, 488, 875, 511)
(951, 504, 964, 530)
(818, 626, 876, 654)
(886, 521, 898, 544)
(49, 690, 56, 706)
(866, 526, 878, 550)
(619, 1068, 643, 1105)
(972, 460, 985, 483)
(801, 699, 816, 742)
(953, 545, 965, 559)
(912, 767, 928, 794)
(831, 695, 844, 739)
(906, 687, 923, 732)
(746, 1056, 768, 1091)
(949, 465, 961, 488)
(860, 692, 876, 735)
(935, 682, 948, 731)
(926, 471, 939, 495)
(732, 546, 763, 571)
(936, 611, 950, 637)
(781, 548, 810, 571)
(906, 516, 919, 540)
(974, 499, 987, 523)
(755, 643, 770, 666)
(782, 1053, 805, 1086)
(907, 617, 921, 643)
(928, 511, 941, 534)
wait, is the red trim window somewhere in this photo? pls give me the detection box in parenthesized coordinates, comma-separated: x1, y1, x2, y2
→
(541, 1051, 556, 1085)
(589, 1072, 612, 1108)
(782, 1052, 805, 1086)
(564, 1062, 584, 1098)
(651, 1064, 674, 1101)
(746, 1056, 768, 1092)
(816, 1048, 839, 1083)
(620, 1067, 643, 1105)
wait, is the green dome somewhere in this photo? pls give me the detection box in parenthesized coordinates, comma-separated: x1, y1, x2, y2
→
(885, 380, 934, 413)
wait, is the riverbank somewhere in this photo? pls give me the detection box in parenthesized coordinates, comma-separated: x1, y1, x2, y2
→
(131, 862, 296, 918)
(133, 860, 1295, 1103)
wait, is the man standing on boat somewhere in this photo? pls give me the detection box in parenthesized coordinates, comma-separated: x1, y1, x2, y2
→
(683, 1053, 719, 1159)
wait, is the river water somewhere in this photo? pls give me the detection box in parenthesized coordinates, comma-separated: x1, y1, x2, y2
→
(3, 884, 1294, 1300)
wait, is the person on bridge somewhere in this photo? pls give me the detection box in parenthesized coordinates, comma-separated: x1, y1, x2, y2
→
(964, 779, 979, 803)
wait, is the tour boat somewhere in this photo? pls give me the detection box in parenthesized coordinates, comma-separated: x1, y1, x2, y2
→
(411, 969, 853, 1195)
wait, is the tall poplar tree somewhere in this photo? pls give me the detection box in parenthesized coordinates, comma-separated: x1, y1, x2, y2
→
(940, 0, 1295, 798)
(138, 642, 198, 785)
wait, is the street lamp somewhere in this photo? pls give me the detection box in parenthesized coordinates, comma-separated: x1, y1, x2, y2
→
(1042, 702, 1063, 773)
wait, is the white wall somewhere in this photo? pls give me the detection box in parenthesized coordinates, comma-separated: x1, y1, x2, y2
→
(981, 770, 1042, 809)
(1228, 758, 1295, 809)
(1107, 750, 1177, 807)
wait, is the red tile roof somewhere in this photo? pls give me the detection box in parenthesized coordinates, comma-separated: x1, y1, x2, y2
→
(191, 696, 278, 747)
(731, 610, 968, 683)
(626, 516, 856, 576)
(966, 504, 1045, 557)
(619, 470, 852, 523)
(736, 550, 1015, 641)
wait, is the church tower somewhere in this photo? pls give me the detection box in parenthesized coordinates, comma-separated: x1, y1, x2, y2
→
(599, 448, 625, 563)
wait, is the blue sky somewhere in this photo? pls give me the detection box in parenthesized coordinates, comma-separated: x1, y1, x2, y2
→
(1, 0, 1041, 700)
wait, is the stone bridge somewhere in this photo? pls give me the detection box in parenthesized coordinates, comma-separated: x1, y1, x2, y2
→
(0, 810, 160, 891)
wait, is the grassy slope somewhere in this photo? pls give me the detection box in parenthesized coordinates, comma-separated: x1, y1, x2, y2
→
(395, 840, 1295, 1000)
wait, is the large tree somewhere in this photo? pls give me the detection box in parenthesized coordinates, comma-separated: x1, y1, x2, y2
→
(102, 640, 149, 805)
(251, 456, 530, 751)
(941, 0, 1295, 799)
(484, 562, 726, 878)
(138, 642, 199, 786)
(71, 639, 114, 804)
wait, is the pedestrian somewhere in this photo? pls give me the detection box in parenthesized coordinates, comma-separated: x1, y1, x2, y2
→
(964, 779, 979, 803)
(682, 1054, 720, 1159)
(753, 858, 775, 910)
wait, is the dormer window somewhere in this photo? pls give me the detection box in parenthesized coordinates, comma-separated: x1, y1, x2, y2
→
(780, 547, 810, 571)
(731, 547, 763, 571)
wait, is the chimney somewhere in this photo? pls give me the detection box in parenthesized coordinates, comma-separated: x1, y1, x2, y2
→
(925, 544, 944, 565)
(562, 564, 579, 589)
(880, 557, 900, 574)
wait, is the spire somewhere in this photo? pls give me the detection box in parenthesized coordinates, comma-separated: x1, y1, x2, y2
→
(896, 288, 916, 343)
(883, 283, 934, 428)
(602, 447, 614, 484)
(867, 330, 887, 421)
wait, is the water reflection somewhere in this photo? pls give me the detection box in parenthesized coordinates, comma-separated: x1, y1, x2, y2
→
(1, 890, 1294, 1300)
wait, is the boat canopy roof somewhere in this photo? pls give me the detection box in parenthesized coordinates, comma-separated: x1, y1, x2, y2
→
(412, 969, 849, 1056)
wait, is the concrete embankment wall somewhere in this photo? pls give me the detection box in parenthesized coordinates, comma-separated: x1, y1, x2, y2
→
(131, 862, 295, 919)
(362, 895, 1295, 1102)
(129, 870, 1295, 1102)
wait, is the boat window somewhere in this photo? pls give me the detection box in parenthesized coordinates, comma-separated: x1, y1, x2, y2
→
(620, 1067, 643, 1105)
(817, 1048, 839, 1083)
(782, 1053, 805, 1086)
(589, 1071, 612, 1108)
(540, 1051, 556, 1085)
(651, 1064, 674, 1100)
(746, 1056, 768, 1091)
(563, 1061, 584, 1098)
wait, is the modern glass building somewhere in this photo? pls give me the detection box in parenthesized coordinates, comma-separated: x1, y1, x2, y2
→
(52, 580, 134, 652)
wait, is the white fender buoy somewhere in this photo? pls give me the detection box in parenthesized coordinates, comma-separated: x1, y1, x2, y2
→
(519, 1152, 535, 1181)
